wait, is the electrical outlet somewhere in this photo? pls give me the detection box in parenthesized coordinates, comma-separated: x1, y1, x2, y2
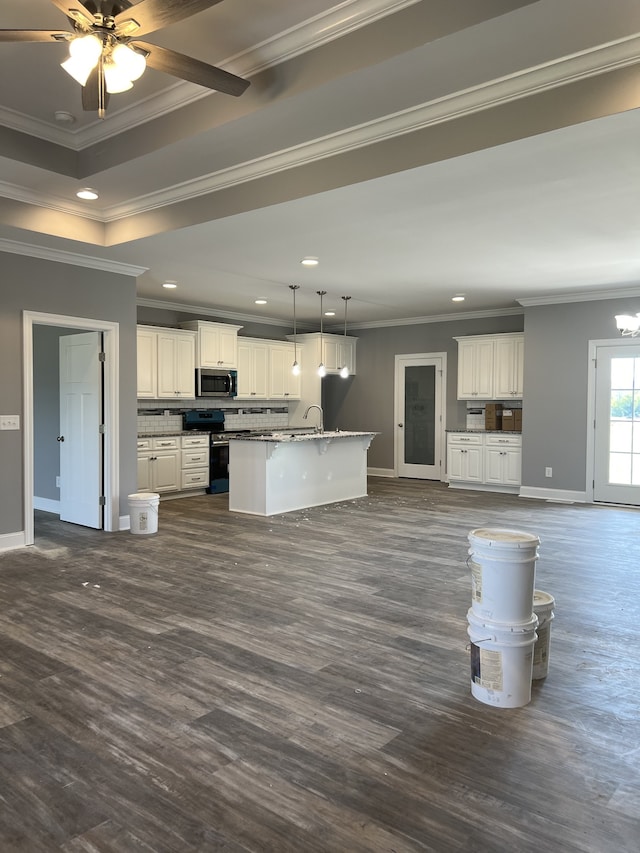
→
(545, 467, 552, 478)
(56, 476, 60, 488)
(0, 415, 20, 430)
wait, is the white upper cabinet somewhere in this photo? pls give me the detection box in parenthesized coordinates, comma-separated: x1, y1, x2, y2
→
(156, 329, 196, 398)
(268, 341, 300, 400)
(455, 333, 524, 400)
(236, 338, 269, 399)
(288, 333, 357, 376)
(179, 320, 243, 368)
(136, 327, 157, 399)
(456, 337, 495, 399)
(493, 334, 524, 398)
(137, 326, 196, 399)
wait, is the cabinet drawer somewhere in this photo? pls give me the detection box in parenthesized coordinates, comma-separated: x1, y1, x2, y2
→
(448, 433, 483, 446)
(182, 450, 209, 468)
(181, 469, 209, 489)
(152, 436, 179, 450)
(137, 438, 151, 451)
(485, 434, 521, 448)
(181, 435, 209, 449)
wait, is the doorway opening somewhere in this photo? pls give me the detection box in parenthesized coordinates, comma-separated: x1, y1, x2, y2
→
(394, 353, 446, 480)
(23, 311, 120, 545)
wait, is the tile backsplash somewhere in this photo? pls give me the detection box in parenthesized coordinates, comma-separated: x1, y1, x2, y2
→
(137, 401, 289, 434)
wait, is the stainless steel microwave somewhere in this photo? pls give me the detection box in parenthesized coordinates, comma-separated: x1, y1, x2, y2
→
(195, 368, 238, 397)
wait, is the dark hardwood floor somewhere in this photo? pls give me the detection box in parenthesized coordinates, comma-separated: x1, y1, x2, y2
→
(1, 479, 639, 852)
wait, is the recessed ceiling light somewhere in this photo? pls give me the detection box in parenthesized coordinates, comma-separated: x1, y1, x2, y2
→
(255, 299, 267, 305)
(162, 281, 177, 289)
(76, 188, 98, 200)
(301, 257, 319, 266)
(54, 110, 76, 124)
(452, 294, 465, 302)
(324, 311, 335, 316)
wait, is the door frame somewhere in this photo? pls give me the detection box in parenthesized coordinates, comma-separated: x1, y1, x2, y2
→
(23, 311, 120, 544)
(394, 352, 447, 480)
(586, 336, 639, 504)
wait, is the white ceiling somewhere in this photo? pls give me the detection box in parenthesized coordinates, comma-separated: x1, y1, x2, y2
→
(1, 0, 640, 327)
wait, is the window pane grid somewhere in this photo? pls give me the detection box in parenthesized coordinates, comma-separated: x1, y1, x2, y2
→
(609, 357, 640, 485)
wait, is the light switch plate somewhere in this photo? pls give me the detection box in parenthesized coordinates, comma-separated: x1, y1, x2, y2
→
(0, 415, 20, 430)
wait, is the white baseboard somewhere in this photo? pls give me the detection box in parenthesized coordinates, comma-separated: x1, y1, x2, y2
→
(448, 481, 519, 495)
(119, 514, 131, 531)
(519, 486, 587, 503)
(368, 467, 395, 478)
(34, 497, 60, 514)
(0, 531, 27, 552)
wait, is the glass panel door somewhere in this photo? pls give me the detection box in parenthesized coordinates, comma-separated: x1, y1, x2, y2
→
(396, 355, 444, 479)
(594, 345, 640, 504)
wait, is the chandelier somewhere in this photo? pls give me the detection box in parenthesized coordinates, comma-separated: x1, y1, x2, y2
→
(615, 314, 640, 337)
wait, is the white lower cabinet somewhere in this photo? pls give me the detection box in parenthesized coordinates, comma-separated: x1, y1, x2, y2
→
(447, 433, 484, 484)
(447, 432, 521, 493)
(484, 434, 522, 486)
(137, 435, 209, 494)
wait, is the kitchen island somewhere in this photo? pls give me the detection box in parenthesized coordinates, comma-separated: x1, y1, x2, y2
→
(228, 431, 377, 516)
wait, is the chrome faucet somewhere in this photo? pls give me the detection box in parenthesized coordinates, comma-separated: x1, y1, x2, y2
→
(303, 404, 324, 433)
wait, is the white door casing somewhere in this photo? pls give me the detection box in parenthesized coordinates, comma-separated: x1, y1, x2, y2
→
(592, 341, 640, 505)
(23, 311, 120, 546)
(395, 353, 446, 480)
(59, 332, 103, 528)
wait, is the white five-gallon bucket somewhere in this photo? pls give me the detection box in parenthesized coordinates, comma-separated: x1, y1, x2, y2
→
(468, 528, 540, 623)
(467, 609, 538, 708)
(532, 590, 555, 680)
(128, 492, 160, 535)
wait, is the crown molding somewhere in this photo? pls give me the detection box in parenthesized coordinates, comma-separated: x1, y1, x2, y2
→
(102, 30, 640, 221)
(340, 306, 524, 330)
(0, 0, 418, 150)
(517, 286, 640, 306)
(136, 297, 317, 330)
(0, 238, 147, 277)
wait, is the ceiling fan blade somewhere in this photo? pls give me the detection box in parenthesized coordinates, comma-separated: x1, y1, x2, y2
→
(133, 41, 249, 97)
(82, 64, 110, 116)
(0, 30, 69, 42)
(115, 0, 222, 37)
(50, 0, 96, 30)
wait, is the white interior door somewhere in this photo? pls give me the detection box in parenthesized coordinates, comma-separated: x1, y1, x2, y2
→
(395, 354, 445, 479)
(593, 344, 640, 505)
(59, 332, 103, 527)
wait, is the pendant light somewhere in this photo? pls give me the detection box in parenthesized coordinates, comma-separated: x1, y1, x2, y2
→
(340, 296, 351, 378)
(289, 284, 301, 375)
(317, 290, 327, 377)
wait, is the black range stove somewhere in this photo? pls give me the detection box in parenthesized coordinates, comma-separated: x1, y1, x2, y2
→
(182, 410, 235, 494)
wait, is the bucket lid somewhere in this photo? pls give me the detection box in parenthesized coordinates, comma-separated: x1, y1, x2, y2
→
(468, 528, 540, 548)
(128, 492, 160, 501)
(533, 589, 555, 610)
(467, 607, 538, 634)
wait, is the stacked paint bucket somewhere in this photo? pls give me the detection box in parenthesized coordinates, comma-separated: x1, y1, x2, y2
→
(467, 528, 541, 708)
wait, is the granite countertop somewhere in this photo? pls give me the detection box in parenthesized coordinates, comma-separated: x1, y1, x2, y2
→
(446, 429, 522, 435)
(231, 430, 378, 442)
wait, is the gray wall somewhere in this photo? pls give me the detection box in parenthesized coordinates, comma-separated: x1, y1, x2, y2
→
(0, 251, 138, 535)
(137, 305, 293, 340)
(322, 314, 524, 470)
(521, 297, 639, 491)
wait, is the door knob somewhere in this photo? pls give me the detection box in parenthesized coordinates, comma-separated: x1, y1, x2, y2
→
(398, 423, 403, 427)
(56, 435, 64, 442)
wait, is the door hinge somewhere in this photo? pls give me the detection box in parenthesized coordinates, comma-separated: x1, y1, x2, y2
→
(99, 496, 106, 506)
(99, 351, 106, 362)
(99, 424, 106, 434)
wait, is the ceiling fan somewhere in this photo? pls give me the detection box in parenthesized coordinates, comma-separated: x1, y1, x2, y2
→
(0, 0, 250, 118)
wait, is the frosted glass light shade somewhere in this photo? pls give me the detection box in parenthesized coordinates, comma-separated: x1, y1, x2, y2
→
(61, 34, 101, 85)
(112, 43, 146, 81)
(292, 361, 301, 376)
(104, 62, 133, 93)
(340, 365, 350, 378)
(317, 363, 326, 378)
